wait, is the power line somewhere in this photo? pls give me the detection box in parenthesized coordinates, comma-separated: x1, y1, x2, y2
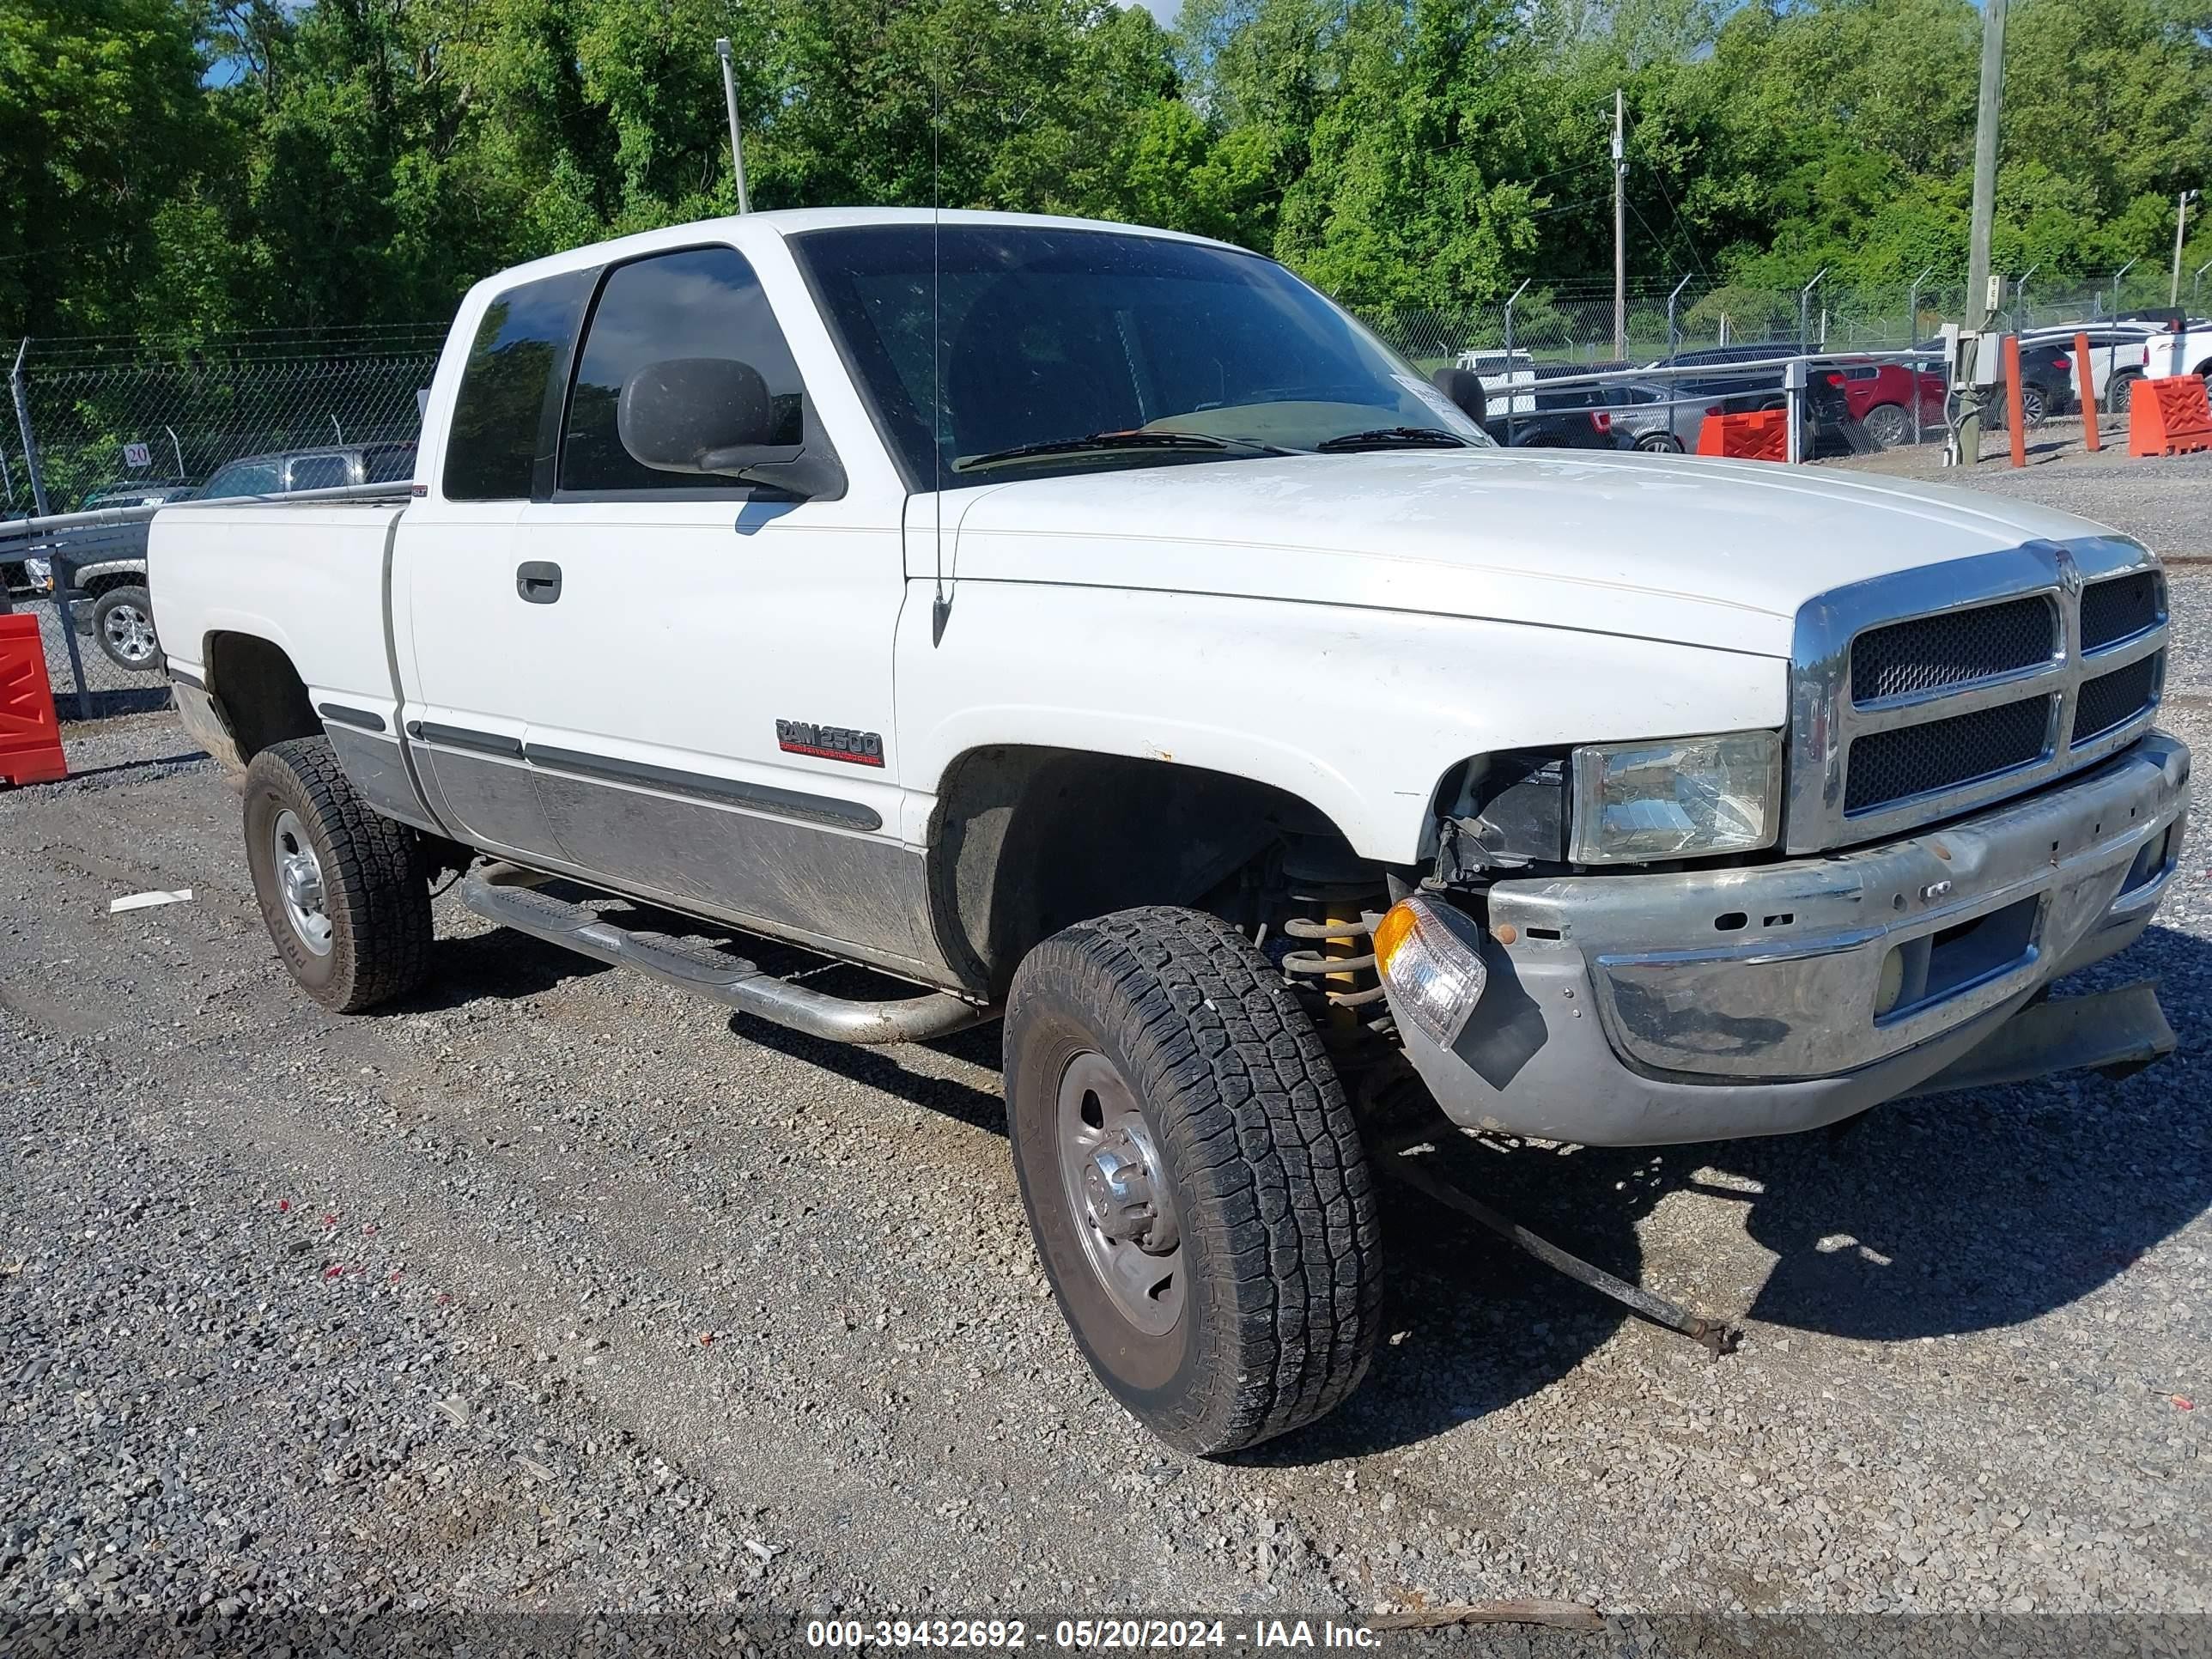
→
(1525, 194, 1611, 222)
(1511, 155, 1612, 194)
(1620, 105, 1712, 282)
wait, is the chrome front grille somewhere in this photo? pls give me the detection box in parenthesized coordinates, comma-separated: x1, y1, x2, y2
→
(1786, 538, 2168, 854)
(1841, 695, 2054, 814)
(1849, 594, 2057, 704)
(2080, 571, 2160, 651)
(2075, 654, 2161, 742)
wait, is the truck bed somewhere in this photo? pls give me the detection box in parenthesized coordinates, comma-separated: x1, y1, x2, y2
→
(151, 498, 410, 732)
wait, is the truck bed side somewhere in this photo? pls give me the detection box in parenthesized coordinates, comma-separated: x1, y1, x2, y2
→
(149, 501, 409, 771)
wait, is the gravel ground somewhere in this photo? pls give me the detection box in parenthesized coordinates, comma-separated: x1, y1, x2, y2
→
(4, 544, 2210, 1643)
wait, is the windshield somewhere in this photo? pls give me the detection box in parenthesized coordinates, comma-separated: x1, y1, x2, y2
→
(793, 223, 1489, 485)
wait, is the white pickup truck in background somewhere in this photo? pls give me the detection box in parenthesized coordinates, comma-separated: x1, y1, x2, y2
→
(150, 209, 2189, 1455)
(2145, 316, 2212, 384)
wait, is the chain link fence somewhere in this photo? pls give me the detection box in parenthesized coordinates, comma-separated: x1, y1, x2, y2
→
(3, 268, 2197, 725)
(4, 327, 445, 718)
(1354, 273, 2192, 374)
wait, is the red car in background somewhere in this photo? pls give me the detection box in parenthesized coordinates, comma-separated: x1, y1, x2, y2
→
(1823, 359, 1947, 447)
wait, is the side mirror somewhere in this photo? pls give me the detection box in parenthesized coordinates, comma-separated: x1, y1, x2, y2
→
(617, 356, 843, 498)
(1430, 366, 1487, 426)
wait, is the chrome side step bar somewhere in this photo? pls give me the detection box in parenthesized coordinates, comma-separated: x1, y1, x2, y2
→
(459, 872, 994, 1045)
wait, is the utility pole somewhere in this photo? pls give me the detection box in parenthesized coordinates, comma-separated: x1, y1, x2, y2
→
(2174, 191, 2201, 306)
(714, 38, 750, 214)
(1612, 89, 1626, 362)
(1959, 0, 2007, 465)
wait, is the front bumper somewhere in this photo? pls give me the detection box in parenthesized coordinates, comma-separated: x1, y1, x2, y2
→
(1393, 732, 2190, 1146)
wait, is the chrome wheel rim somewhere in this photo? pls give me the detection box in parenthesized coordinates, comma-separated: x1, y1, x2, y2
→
(1863, 406, 1909, 447)
(102, 603, 157, 664)
(271, 808, 333, 957)
(1054, 1051, 1184, 1336)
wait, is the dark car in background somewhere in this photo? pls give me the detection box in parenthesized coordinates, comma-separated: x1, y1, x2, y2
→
(1620, 343, 1854, 454)
(1995, 339, 2075, 428)
(1907, 334, 2077, 431)
(1483, 368, 1636, 451)
(2025, 325, 2162, 415)
(6, 479, 196, 595)
(194, 441, 417, 500)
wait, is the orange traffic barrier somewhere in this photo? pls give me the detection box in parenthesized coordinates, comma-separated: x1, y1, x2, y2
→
(0, 613, 68, 786)
(2129, 374, 2212, 458)
(1695, 409, 1790, 462)
(2074, 331, 2100, 453)
(2003, 334, 2027, 468)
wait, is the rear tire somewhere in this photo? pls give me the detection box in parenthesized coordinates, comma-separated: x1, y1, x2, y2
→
(1006, 905, 1382, 1455)
(2111, 373, 2139, 414)
(1861, 403, 1911, 448)
(1634, 431, 1682, 453)
(242, 737, 432, 1012)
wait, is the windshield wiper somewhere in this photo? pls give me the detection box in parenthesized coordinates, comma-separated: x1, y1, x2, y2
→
(1314, 426, 1474, 453)
(953, 430, 1276, 472)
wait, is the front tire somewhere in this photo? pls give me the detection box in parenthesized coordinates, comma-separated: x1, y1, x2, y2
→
(242, 737, 432, 1012)
(92, 586, 161, 671)
(1635, 431, 1682, 453)
(1005, 906, 1382, 1455)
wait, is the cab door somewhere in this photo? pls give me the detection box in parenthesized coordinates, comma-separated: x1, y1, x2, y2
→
(398, 265, 596, 860)
(506, 242, 934, 974)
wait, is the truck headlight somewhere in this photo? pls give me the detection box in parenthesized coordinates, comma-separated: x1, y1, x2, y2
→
(1567, 730, 1782, 864)
(1373, 896, 1487, 1048)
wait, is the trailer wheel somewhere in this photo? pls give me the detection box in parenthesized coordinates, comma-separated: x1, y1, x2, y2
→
(1006, 905, 1382, 1455)
(242, 737, 432, 1012)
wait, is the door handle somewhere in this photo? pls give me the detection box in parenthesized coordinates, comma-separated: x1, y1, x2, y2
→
(516, 561, 562, 603)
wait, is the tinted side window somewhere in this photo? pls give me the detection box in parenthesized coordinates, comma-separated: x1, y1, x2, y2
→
(202, 459, 281, 499)
(560, 246, 806, 494)
(444, 270, 593, 501)
(288, 454, 351, 491)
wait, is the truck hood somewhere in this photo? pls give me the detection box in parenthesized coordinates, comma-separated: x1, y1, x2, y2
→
(941, 449, 2123, 657)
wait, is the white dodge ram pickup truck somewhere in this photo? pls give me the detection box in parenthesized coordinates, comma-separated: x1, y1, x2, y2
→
(151, 209, 2190, 1455)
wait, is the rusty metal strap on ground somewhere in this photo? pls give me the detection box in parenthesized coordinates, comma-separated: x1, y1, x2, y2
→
(1382, 1135, 1742, 1357)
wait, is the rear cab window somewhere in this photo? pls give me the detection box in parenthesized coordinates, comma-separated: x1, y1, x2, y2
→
(442, 270, 595, 501)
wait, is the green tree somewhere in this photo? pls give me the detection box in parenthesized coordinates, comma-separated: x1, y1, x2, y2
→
(0, 0, 225, 333)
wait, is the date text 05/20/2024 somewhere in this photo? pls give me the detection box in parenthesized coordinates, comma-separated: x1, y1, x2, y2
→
(804, 1619, 1382, 1650)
